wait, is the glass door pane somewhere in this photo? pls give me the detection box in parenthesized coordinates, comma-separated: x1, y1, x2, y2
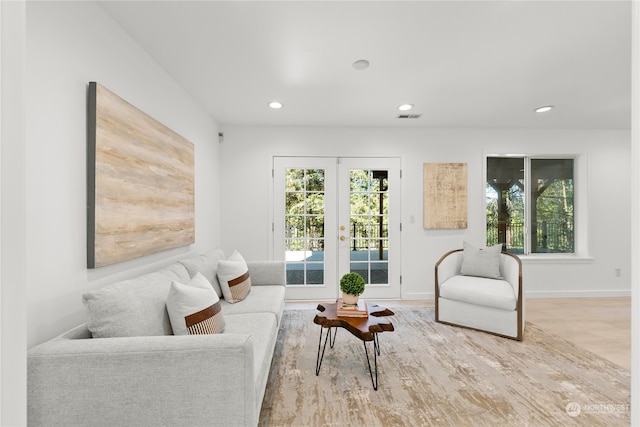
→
(284, 168, 326, 285)
(348, 169, 389, 285)
(274, 157, 337, 300)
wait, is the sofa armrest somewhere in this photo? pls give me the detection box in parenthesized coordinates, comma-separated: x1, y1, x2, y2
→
(247, 260, 285, 286)
(28, 334, 258, 427)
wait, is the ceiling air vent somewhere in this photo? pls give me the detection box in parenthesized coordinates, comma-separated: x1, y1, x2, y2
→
(397, 114, 422, 119)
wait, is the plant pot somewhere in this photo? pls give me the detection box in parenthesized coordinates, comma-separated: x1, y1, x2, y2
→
(342, 292, 359, 305)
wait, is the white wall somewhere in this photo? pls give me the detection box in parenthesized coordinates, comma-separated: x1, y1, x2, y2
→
(1, 1, 27, 425)
(25, 1, 222, 348)
(630, 2, 639, 425)
(220, 126, 631, 299)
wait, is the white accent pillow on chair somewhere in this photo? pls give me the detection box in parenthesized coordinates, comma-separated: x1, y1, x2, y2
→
(460, 241, 503, 279)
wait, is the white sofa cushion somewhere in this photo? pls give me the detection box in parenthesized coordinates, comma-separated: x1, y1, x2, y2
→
(178, 248, 225, 297)
(82, 263, 190, 338)
(167, 273, 225, 335)
(440, 275, 516, 311)
(220, 285, 286, 325)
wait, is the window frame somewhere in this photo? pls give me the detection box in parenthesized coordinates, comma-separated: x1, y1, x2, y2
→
(484, 152, 590, 259)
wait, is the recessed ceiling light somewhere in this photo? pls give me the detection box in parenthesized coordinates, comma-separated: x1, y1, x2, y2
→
(398, 104, 414, 111)
(535, 105, 554, 113)
(352, 59, 370, 70)
(268, 101, 283, 109)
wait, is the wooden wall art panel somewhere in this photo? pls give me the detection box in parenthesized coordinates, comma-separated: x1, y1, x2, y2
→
(87, 82, 195, 268)
(423, 163, 468, 229)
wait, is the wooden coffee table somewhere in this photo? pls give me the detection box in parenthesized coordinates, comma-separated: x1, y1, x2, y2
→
(313, 302, 394, 390)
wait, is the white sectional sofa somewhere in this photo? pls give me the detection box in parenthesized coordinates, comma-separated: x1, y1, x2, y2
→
(27, 249, 285, 427)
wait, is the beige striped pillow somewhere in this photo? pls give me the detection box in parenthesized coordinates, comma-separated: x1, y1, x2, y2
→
(166, 272, 225, 335)
(217, 250, 252, 303)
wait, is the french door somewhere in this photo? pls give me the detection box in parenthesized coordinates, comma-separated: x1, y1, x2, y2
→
(273, 157, 401, 300)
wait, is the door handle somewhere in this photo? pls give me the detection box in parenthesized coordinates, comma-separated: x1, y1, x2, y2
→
(340, 236, 346, 241)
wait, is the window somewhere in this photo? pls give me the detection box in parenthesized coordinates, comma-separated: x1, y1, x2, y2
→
(486, 156, 574, 254)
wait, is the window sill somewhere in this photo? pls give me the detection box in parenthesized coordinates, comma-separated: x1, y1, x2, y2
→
(518, 254, 594, 264)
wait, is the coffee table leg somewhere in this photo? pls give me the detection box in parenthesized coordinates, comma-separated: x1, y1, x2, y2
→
(329, 327, 337, 348)
(315, 326, 336, 376)
(374, 332, 381, 356)
(363, 335, 379, 390)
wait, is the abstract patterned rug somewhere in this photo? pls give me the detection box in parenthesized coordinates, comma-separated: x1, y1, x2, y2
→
(259, 307, 630, 426)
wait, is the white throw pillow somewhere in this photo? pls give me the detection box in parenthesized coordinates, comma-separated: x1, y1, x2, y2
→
(460, 241, 503, 279)
(178, 248, 225, 298)
(166, 272, 225, 335)
(83, 264, 190, 338)
(217, 250, 252, 303)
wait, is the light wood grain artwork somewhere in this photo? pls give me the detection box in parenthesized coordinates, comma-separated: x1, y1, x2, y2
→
(423, 163, 468, 229)
(87, 82, 194, 268)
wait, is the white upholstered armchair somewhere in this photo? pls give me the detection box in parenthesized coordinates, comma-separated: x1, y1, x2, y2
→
(435, 246, 524, 341)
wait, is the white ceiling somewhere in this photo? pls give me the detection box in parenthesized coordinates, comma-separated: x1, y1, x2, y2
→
(99, 1, 631, 129)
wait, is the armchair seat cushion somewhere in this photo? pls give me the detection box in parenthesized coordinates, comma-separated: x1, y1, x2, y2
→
(439, 275, 516, 311)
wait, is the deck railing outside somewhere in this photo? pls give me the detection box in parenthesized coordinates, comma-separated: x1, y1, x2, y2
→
(286, 222, 388, 251)
(487, 221, 574, 253)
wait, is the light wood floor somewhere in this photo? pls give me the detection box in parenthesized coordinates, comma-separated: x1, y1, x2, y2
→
(285, 297, 631, 370)
(526, 297, 630, 370)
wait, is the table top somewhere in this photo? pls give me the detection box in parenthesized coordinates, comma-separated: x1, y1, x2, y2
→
(313, 302, 395, 342)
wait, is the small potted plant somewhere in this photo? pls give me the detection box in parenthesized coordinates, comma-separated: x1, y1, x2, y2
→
(339, 272, 365, 305)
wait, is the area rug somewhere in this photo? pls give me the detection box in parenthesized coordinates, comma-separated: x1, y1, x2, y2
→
(259, 306, 630, 426)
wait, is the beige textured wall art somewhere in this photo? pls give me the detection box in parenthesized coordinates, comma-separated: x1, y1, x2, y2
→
(423, 163, 468, 229)
(87, 82, 195, 268)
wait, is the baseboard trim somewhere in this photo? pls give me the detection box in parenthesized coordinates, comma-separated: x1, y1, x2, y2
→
(525, 290, 631, 299)
(403, 291, 434, 300)
(401, 290, 631, 300)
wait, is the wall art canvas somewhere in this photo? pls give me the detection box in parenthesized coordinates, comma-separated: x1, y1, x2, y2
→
(87, 82, 195, 268)
(423, 162, 468, 229)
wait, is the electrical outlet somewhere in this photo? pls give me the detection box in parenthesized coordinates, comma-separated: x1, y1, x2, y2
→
(615, 268, 621, 277)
